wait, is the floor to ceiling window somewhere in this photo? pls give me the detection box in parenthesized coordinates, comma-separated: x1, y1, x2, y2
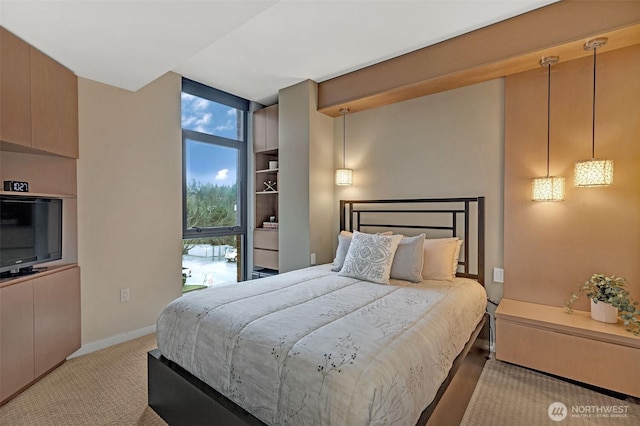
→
(181, 78, 248, 292)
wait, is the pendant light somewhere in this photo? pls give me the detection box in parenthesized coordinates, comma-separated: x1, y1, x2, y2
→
(574, 37, 613, 187)
(335, 107, 353, 185)
(532, 56, 565, 201)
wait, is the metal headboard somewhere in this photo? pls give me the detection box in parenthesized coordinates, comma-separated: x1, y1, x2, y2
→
(340, 197, 485, 286)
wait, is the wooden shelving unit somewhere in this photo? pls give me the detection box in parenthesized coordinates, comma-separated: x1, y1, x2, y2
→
(253, 104, 279, 273)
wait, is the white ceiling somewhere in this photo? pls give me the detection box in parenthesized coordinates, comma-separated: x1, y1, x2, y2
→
(0, 0, 557, 105)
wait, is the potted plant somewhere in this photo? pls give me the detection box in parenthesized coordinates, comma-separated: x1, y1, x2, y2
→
(565, 274, 640, 336)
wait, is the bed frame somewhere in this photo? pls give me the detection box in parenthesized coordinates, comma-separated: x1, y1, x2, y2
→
(149, 197, 489, 426)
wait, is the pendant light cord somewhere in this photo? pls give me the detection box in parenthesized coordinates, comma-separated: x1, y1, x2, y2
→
(591, 47, 597, 159)
(546, 62, 551, 177)
(342, 110, 346, 168)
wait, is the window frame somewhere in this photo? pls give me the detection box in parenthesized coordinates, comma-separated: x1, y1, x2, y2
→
(181, 78, 249, 241)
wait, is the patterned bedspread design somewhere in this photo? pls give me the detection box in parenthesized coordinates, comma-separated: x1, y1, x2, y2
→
(156, 264, 486, 426)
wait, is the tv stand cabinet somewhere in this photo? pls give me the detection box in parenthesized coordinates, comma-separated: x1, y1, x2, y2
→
(0, 264, 80, 405)
(0, 27, 80, 406)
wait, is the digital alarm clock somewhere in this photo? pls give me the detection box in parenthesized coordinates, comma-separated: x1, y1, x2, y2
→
(3, 180, 29, 192)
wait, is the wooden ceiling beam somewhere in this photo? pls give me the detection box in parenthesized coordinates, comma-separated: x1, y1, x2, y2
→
(317, 1, 640, 117)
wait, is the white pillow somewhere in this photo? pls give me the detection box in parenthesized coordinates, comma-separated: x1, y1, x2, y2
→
(422, 237, 460, 281)
(331, 232, 352, 272)
(332, 230, 392, 272)
(390, 234, 425, 283)
(452, 239, 463, 276)
(339, 231, 403, 284)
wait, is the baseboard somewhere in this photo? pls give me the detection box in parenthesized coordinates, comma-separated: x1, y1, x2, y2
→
(68, 324, 156, 359)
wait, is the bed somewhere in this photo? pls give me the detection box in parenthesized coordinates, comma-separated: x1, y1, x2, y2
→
(149, 197, 489, 426)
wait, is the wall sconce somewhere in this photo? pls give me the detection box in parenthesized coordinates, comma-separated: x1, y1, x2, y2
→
(335, 107, 353, 186)
(532, 56, 565, 201)
(574, 37, 613, 187)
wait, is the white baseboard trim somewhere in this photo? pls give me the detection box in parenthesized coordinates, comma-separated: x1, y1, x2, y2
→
(68, 324, 156, 359)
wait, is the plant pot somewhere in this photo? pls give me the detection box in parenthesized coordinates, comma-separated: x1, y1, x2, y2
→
(590, 299, 619, 323)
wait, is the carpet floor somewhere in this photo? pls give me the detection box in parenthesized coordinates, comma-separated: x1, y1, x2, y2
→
(460, 355, 640, 426)
(0, 334, 165, 426)
(1, 333, 638, 425)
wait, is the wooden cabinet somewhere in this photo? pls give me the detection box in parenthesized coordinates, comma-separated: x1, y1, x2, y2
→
(0, 265, 81, 405)
(265, 104, 278, 151)
(254, 229, 279, 270)
(0, 280, 35, 402)
(0, 28, 32, 147)
(254, 229, 278, 251)
(30, 46, 79, 158)
(253, 104, 278, 153)
(496, 298, 640, 397)
(0, 28, 80, 406)
(0, 27, 78, 158)
(253, 248, 279, 271)
(253, 106, 266, 153)
(253, 104, 279, 272)
(33, 267, 81, 377)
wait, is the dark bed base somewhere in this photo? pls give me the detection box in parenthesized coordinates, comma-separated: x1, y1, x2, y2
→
(148, 314, 490, 426)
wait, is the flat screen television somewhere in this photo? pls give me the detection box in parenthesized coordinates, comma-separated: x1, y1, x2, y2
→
(0, 196, 63, 276)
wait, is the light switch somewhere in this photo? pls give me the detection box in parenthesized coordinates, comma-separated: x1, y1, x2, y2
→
(493, 268, 504, 283)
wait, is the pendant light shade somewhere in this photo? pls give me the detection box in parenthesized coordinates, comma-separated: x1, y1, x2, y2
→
(532, 56, 564, 201)
(574, 159, 614, 186)
(336, 107, 353, 186)
(532, 176, 566, 201)
(335, 168, 353, 186)
(574, 37, 613, 187)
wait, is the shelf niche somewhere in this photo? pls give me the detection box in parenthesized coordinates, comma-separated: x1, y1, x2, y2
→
(253, 105, 279, 272)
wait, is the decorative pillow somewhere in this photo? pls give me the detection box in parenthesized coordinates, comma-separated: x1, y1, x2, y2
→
(332, 230, 392, 272)
(331, 233, 352, 272)
(338, 231, 403, 284)
(452, 239, 463, 276)
(390, 234, 425, 283)
(422, 237, 460, 281)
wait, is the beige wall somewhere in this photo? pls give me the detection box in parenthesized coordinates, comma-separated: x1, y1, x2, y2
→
(77, 72, 182, 345)
(279, 82, 311, 272)
(332, 79, 505, 303)
(504, 45, 640, 311)
(279, 80, 334, 272)
(307, 83, 335, 266)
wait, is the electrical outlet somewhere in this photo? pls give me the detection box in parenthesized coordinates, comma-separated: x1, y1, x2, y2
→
(310, 253, 316, 265)
(120, 288, 130, 302)
(493, 268, 504, 283)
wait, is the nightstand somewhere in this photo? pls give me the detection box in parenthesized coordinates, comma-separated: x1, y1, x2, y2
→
(495, 298, 640, 397)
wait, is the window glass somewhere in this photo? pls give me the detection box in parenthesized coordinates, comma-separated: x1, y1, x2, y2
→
(182, 236, 244, 291)
(181, 93, 243, 140)
(185, 139, 240, 229)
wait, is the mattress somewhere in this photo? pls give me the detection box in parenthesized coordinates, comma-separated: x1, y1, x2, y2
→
(156, 264, 487, 425)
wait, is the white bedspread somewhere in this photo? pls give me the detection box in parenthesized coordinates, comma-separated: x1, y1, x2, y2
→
(156, 264, 487, 426)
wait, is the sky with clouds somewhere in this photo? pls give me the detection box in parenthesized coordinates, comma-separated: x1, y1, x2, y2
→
(182, 93, 240, 186)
